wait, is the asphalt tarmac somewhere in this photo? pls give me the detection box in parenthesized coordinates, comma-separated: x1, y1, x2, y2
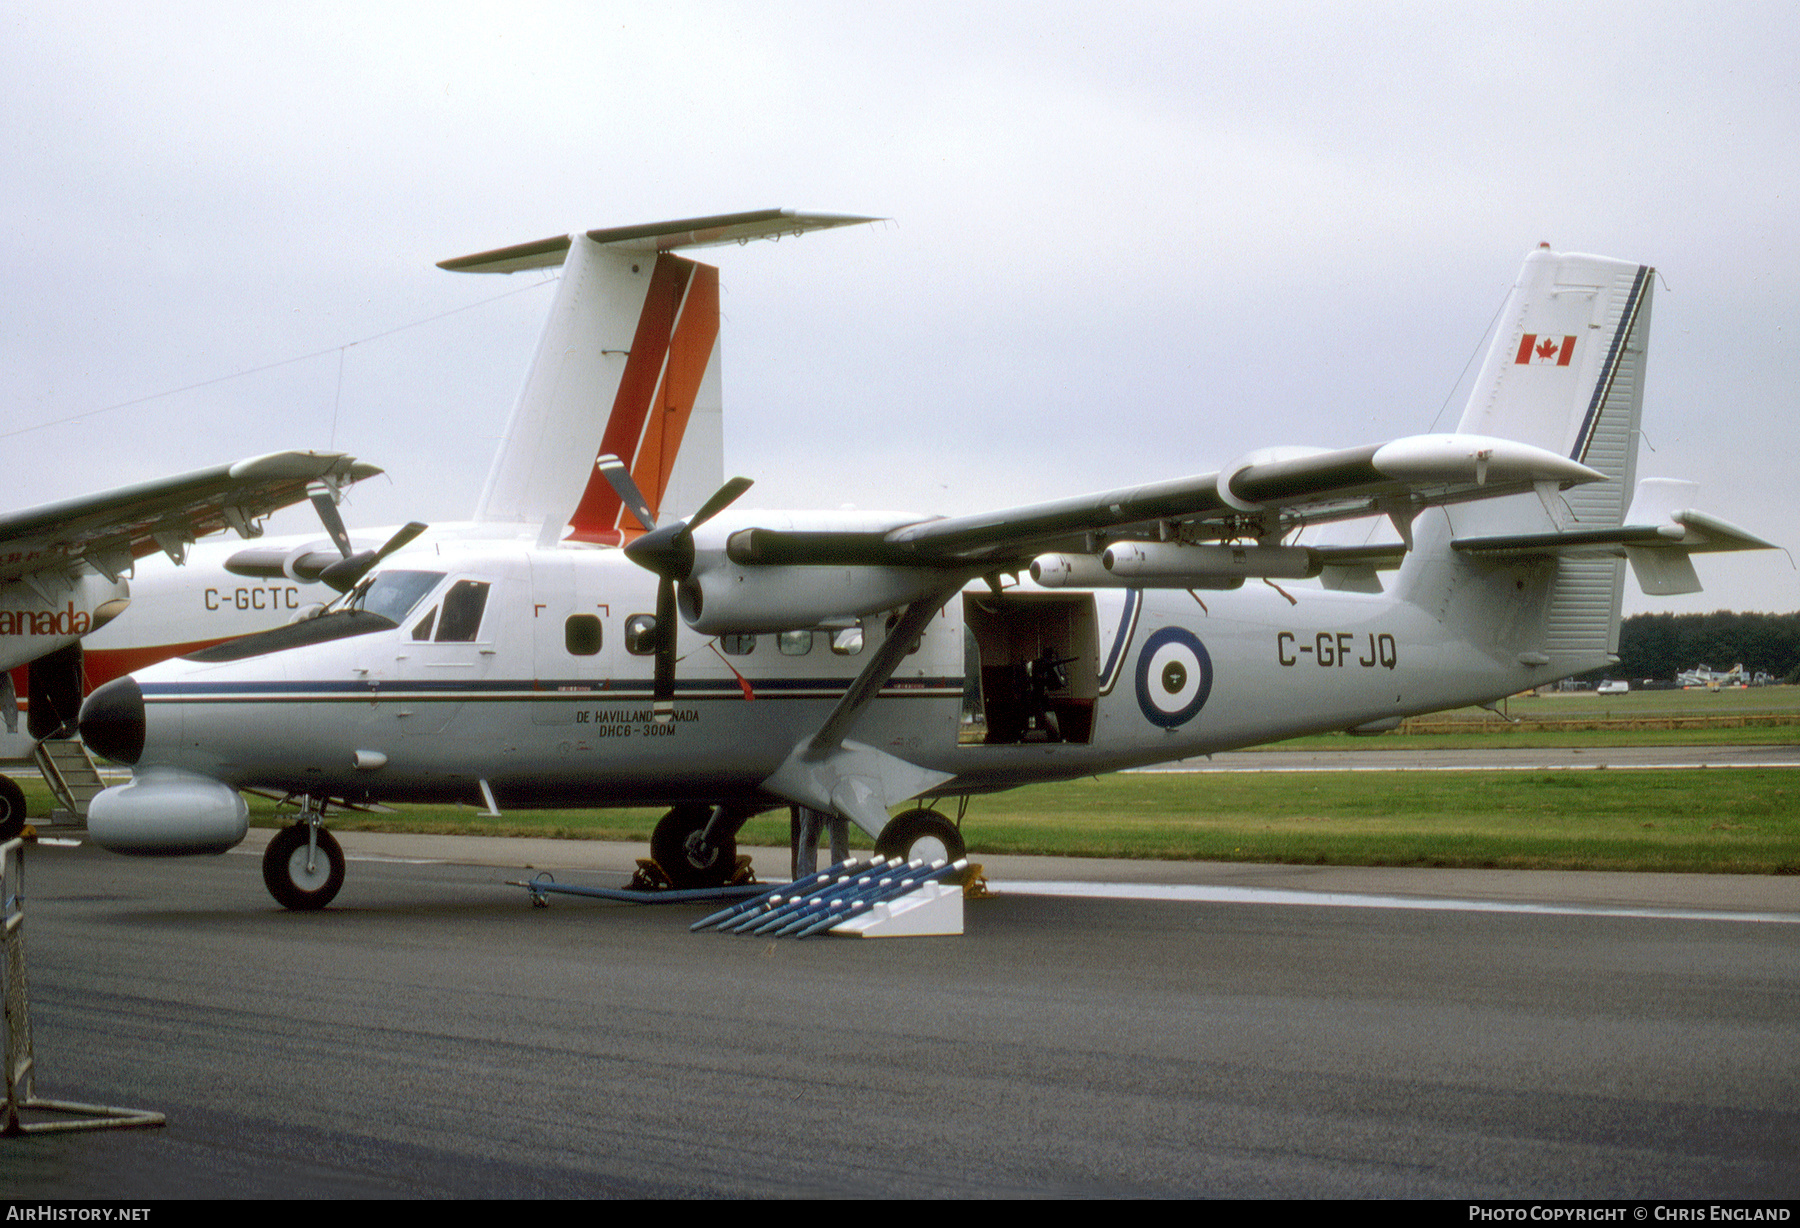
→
(4, 831, 1796, 1199)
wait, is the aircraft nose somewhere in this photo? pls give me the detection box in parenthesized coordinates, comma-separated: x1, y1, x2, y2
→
(79, 676, 145, 766)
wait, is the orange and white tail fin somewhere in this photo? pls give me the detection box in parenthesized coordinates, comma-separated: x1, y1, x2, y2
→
(444, 209, 878, 544)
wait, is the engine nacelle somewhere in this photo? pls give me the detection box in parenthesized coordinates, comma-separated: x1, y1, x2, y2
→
(87, 766, 249, 856)
(1103, 541, 1318, 583)
(678, 564, 950, 635)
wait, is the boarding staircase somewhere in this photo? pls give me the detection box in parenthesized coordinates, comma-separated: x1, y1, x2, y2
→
(32, 738, 106, 824)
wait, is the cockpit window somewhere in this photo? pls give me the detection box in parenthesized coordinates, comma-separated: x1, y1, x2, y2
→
(435, 580, 491, 642)
(346, 570, 445, 623)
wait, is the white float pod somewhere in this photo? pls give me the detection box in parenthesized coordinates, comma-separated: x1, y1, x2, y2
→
(88, 767, 249, 856)
(829, 882, 964, 938)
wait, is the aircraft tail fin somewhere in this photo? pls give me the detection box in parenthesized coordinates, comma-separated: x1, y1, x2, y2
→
(452, 210, 878, 543)
(1397, 248, 1654, 676)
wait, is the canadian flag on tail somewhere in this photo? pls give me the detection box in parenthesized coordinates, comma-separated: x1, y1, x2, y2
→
(1515, 333, 1576, 366)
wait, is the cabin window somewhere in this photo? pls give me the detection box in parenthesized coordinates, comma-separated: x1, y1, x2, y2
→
(830, 626, 864, 656)
(624, 614, 658, 656)
(778, 630, 814, 656)
(565, 614, 602, 656)
(720, 633, 756, 656)
(411, 608, 437, 641)
(435, 580, 491, 642)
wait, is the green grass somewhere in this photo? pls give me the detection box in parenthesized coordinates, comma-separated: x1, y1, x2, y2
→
(938, 770, 1800, 874)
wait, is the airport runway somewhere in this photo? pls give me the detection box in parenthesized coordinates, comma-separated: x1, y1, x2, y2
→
(1152, 743, 1800, 772)
(4, 834, 1796, 1198)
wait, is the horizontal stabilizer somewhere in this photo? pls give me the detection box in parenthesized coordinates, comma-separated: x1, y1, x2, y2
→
(439, 209, 881, 274)
(1451, 478, 1775, 597)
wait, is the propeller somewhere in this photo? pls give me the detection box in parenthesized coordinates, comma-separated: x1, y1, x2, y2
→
(595, 454, 753, 720)
(300, 478, 430, 593)
(318, 521, 429, 594)
(224, 488, 428, 590)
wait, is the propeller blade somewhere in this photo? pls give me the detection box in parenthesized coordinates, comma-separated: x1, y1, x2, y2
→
(375, 521, 429, 562)
(618, 474, 750, 721)
(308, 484, 354, 558)
(652, 576, 677, 723)
(595, 454, 658, 532)
(319, 522, 430, 593)
(687, 476, 754, 529)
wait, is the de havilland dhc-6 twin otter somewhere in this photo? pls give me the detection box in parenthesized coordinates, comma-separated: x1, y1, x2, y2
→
(76, 224, 1775, 910)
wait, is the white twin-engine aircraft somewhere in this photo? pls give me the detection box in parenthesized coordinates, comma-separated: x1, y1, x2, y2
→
(77, 244, 1773, 910)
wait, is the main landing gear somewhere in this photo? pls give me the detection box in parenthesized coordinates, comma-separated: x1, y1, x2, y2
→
(875, 808, 966, 865)
(263, 806, 345, 911)
(650, 804, 741, 890)
(646, 803, 965, 891)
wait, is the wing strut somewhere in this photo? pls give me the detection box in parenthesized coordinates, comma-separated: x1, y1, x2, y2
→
(762, 588, 963, 840)
(808, 590, 958, 756)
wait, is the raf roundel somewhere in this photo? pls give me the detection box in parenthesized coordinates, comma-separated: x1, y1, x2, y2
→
(1134, 626, 1213, 728)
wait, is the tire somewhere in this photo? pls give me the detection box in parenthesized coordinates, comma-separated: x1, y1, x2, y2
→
(650, 805, 736, 890)
(262, 823, 345, 911)
(0, 774, 24, 840)
(874, 808, 965, 865)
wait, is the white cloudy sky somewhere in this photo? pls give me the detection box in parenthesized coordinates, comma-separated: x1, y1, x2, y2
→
(4, 1, 1795, 615)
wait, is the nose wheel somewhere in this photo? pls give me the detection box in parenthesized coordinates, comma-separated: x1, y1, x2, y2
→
(263, 821, 346, 911)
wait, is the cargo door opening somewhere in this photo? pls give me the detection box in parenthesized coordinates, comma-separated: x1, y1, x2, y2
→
(963, 592, 1099, 745)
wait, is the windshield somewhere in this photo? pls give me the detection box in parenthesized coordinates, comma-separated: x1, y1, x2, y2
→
(345, 570, 445, 622)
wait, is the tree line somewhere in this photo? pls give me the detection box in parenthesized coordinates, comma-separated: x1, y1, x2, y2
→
(1586, 611, 1800, 683)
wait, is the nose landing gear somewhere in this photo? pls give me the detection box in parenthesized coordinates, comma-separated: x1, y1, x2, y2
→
(262, 805, 345, 911)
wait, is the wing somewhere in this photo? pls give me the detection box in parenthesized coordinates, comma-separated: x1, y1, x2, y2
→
(0, 451, 380, 583)
(721, 433, 1603, 571)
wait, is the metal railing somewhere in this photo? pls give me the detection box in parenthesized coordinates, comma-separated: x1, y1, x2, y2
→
(2, 837, 164, 1135)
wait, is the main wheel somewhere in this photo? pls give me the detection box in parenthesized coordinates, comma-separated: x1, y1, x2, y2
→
(0, 775, 25, 840)
(875, 809, 965, 865)
(650, 805, 736, 890)
(262, 823, 345, 911)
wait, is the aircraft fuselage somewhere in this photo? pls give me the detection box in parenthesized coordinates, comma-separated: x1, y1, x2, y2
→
(90, 534, 1567, 814)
